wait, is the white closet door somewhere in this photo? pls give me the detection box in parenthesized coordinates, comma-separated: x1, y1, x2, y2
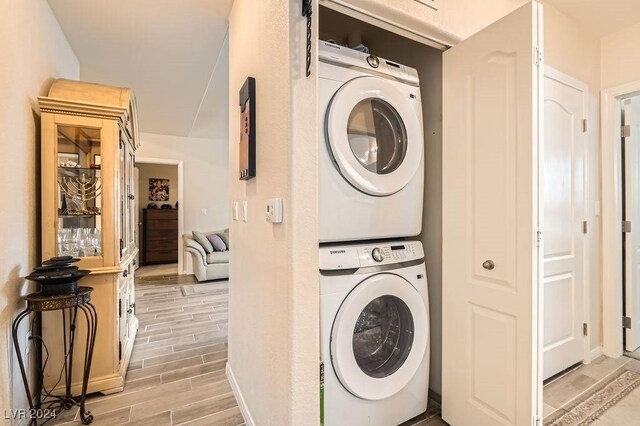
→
(624, 97, 640, 351)
(542, 70, 586, 379)
(442, 2, 543, 425)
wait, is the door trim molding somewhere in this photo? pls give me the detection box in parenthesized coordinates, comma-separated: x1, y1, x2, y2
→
(601, 79, 640, 358)
(544, 66, 591, 365)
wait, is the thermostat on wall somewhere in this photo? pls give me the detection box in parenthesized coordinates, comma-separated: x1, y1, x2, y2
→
(266, 198, 283, 224)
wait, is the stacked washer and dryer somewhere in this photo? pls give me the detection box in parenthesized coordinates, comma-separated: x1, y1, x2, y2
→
(318, 40, 430, 426)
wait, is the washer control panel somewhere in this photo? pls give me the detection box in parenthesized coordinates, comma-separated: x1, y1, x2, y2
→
(319, 241, 424, 270)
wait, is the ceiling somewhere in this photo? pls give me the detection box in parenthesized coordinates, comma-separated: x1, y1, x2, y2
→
(544, 0, 640, 37)
(47, 0, 232, 137)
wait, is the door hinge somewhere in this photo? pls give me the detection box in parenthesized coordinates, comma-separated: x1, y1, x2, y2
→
(119, 299, 122, 318)
(534, 46, 543, 66)
(623, 124, 631, 138)
(624, 316, 632, 329)
(583, 221, 588, 234)
(583, 323, 588, 336)
(623, 221, 632, 233)
(535, 228, 543, 247)
(119, 341, 122, 361)
(533, 416, 542, 426)
(582, 119, 588, 133)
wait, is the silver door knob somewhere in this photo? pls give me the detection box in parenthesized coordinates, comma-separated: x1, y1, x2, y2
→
(482, 260, 495, 270)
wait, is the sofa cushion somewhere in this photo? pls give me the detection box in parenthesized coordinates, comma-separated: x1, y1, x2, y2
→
(206, 251, 229, 264)
(193, 230, 214, 253)
(218, 229, 230, 249)
(207, 234, 227, 252)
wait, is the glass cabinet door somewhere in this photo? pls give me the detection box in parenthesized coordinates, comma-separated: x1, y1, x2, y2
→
(56, 125, 103, 258)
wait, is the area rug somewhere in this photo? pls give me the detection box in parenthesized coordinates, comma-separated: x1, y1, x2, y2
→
(548, 369, 640, 425)
(180, 281, 228, 296)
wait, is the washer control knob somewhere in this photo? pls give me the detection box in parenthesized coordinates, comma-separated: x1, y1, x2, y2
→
(371, 248, 384, 262)
(366, 55, 380, 68)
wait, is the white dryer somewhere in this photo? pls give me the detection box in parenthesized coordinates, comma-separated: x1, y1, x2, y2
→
(319, 41, 424, 243)
(320, 240, 430, 426)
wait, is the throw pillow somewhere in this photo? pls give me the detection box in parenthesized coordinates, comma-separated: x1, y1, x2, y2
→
(219, 229, 230, 249)
(193, 230, 214, 254)
(207, 234, 227, 252)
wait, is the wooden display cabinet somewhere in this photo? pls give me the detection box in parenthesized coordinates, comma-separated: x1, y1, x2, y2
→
(38, 79, 140, 394)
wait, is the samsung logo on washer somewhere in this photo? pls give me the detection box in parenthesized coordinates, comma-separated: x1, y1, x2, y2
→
(329, 249, 346, 254)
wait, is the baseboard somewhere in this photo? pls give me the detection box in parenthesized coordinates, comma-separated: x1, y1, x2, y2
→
(590, 346, 604, 361)
(226, 363, 255, 426)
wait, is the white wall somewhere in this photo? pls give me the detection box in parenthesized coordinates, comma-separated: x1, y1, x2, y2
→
(601, 21, 640, 90)
(543, 3, 604, 353)
(0, 0, 79, 421)
(136, 133, 228, 273)
(226, 0, 319, 424)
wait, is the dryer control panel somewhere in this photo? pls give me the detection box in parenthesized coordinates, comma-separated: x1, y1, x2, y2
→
(319, 40, 419, 86)
(319, 241, 424, 271)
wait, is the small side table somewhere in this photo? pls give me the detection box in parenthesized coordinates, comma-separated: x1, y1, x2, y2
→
(12, 287, 98, 425)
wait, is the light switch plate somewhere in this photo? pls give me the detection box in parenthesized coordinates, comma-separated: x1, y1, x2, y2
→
(243, 201, 248, 222)
(232, 202, 239, 221)
(266, 198, 283, 224)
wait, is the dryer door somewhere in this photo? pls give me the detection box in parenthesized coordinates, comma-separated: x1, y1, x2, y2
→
(330, 273, 428, 400)
(326, 76, 423, 196)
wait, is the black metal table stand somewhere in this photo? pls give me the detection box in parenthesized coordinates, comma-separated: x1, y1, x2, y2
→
(12, 287, 97, 425)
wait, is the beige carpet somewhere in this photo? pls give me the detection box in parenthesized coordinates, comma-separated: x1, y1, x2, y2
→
(549, 370, 640, 425)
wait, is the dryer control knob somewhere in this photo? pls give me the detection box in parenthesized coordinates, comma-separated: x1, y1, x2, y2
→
(371, 248, 384, 262)
(366, 55, 380, 68)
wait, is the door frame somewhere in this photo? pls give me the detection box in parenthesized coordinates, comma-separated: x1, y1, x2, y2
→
(601, 79, 640, 358)
(544, 65, 592, 365)
(135, 156, 185, 274)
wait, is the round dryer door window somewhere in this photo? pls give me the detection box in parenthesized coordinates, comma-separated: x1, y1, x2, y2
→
(326, 76, 423, 196)
(330, 273, 428, 401)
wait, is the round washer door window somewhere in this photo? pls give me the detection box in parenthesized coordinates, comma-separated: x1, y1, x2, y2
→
(326, 76, 423, 196)
(347, 99, 407, 175)
(331, 273, 428, 401)
(353, 295, 414, 378)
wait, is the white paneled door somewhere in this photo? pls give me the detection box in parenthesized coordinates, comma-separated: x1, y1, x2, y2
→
(442, 2, 543, 425)
(624, 97, 640, 352)
(542, 69, 586, 380)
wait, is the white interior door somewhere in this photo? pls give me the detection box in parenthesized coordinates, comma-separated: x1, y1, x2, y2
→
(624, 97, 640, 351)
(442, 2, 543, 425)
(542, 69, 586, 379)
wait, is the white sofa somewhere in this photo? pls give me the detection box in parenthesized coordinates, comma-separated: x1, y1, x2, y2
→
(183, 229, 229, 282)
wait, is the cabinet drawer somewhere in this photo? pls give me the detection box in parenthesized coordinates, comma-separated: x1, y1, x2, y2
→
(145, 219, 178, 231)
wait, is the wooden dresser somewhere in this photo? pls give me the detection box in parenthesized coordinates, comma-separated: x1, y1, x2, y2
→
(142, 208, 179, 264)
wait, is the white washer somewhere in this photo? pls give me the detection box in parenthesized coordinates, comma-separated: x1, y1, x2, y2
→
(320, 240, 430, 426)
(319, 41, 424, 243)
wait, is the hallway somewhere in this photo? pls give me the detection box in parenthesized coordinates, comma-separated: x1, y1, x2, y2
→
(52, 274, 241, 425)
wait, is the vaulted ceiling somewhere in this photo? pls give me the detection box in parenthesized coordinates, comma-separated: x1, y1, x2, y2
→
(47, 0, 232, 137)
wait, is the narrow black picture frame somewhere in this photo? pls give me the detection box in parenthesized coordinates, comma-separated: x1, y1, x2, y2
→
(239, 77, 256, 180)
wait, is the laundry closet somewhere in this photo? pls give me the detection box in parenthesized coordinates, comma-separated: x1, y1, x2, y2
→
(318, 2, 602, 425)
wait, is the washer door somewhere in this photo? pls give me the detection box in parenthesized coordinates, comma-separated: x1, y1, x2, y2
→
(331, 273, 428, 400)
(326, 76, 423, 196)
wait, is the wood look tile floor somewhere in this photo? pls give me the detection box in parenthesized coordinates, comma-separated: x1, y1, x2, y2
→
(52, 274, 243, 426)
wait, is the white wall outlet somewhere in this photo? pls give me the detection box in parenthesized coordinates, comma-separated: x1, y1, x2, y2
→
(243, 201, 248, 222)
(232, 202, 239, 221)
(266, 198, 283, 224)
(201, 208, 207, 216)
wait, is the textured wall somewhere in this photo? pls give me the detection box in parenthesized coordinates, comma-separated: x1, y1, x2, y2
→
(226, 0, 319, 424)
(0, 0, 79, 421)
(601, 21, 640, 89)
